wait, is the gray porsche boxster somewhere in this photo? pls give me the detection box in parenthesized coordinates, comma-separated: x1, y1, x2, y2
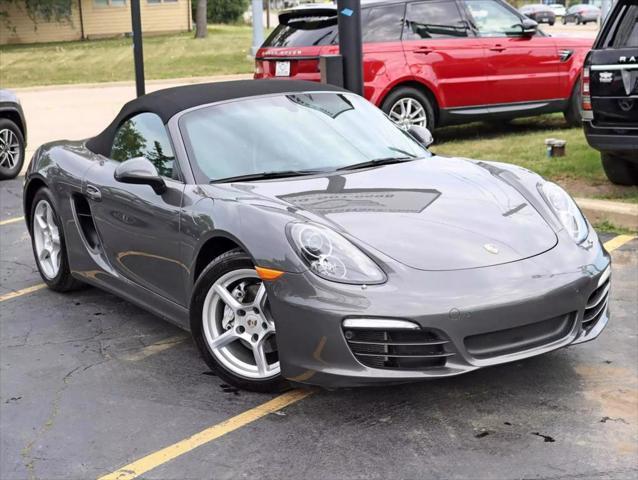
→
(23, 80, 611, 392)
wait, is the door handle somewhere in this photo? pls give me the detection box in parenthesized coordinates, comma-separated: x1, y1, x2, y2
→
(415, 47, 434, 55)
(85, 184, 102, 202)
(489, 45, 506, 52)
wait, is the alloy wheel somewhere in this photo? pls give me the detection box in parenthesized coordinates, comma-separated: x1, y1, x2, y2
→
(33, 200, 62, 279)
(389, 98, 427, 130)
(202, 269, 280, 379)
(0, 128, 20, 169)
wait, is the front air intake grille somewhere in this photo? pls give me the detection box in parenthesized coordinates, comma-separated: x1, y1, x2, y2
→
(343, 327, 453, 370)
(583, 276, 610, 332)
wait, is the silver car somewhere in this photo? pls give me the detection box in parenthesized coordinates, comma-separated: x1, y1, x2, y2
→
(23, 80, 611, 391)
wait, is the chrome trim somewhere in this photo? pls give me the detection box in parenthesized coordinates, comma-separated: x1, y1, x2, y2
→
(590, 64, 638, 71)
(597, 265, 611, 288)
(342, 318, 421, 330)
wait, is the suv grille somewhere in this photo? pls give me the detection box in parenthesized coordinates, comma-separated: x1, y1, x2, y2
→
(583, 276, 611, 332)
(342, 327, 453, 370)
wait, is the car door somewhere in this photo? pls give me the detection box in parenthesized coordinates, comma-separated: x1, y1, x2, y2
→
(401, 0, 487, 109)
(461, 0, 561, 106)
(84, 112, 188, 306)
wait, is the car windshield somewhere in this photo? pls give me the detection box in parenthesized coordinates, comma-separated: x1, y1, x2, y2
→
(179, 92, 430, 182)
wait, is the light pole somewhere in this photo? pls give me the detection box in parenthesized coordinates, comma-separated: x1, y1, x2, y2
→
(130, 0, 145, 97)
(337, 0, 363, 96)
(251, 0, 264, 57)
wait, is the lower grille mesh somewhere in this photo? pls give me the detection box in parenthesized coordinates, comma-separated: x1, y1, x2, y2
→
(343, 327, 453, 370)
(583, 276, 610, 332)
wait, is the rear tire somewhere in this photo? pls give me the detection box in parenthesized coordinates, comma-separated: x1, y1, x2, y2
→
(576, 16, 582, 25)
(0, 118, 25, 180)
(549, 20, 555, 26)
(190, 249, 289, 393)
(30, 187, 83, 291)
(381, 86, 436, 131)
(601, 153, 638, 186)
(562, 16, 567, 24)
(563, 78, 582, 127)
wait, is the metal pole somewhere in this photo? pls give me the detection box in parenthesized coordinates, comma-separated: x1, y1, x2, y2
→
(337, 0, 363, 96)
(251, 0, 264, 57)
(130, 0, 145, 97)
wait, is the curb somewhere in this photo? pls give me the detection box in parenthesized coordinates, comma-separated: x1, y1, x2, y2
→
(575, 198, 638, 231)
(7, 74, 253, 93)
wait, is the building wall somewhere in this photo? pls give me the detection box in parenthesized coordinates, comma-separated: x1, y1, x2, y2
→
(0, 0, 192, 45)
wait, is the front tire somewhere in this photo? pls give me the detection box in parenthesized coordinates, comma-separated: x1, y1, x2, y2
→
(190, 249, 288, 393)
(30, 187, 83, 291)
(381, 86, 436, 131)
(601, 153, 638, 186)
(0, 119, 25, 180)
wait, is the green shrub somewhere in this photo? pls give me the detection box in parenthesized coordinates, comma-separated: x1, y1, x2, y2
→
(192, 0, 251, 24)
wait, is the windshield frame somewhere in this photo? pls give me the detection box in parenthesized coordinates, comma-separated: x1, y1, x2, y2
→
(172, 91, 431, 185)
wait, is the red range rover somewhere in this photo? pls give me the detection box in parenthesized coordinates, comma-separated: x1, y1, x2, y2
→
(255, 0, 593, 130)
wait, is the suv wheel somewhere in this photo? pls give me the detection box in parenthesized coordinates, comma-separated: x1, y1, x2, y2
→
(0, 119, 25, 180)
(564, 78, 582, 127)
(601, 153, 638, 186)
(382, 87, 435, 131)
(562, 16, 567, 24)
(576, 15, 582, 25)
(190, 249, 288, 393)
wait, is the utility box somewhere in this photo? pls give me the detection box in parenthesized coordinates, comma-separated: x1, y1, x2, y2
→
(320, 55, 344, 88)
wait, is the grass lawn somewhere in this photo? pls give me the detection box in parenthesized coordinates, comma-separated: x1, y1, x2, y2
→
(0, 25, 259, 88)
(433, 114, 638, 202)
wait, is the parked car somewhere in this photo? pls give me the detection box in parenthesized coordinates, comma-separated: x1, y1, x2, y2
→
(0, 89, 27, 180)
(23, 80, 611, 391)
(255, 0, 592, 130)
(563, 4, 601, 25)
(582, 0, 638, 185)
(549, 3, 566, 17)
(520, 4, 556, 25)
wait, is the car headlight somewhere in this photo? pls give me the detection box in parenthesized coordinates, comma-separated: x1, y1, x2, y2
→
(539, 182, 588, 243)
(287, 222, 386, 284)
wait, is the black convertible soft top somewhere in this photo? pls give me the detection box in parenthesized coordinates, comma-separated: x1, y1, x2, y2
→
(86, 79, 346, 157)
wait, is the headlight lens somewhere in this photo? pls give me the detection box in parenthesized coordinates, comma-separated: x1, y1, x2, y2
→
(287, 222, 386, 284)
(539, 182, 588, 243)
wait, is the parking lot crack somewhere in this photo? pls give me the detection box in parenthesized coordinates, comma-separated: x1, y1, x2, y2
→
(20, 365, 82, 480)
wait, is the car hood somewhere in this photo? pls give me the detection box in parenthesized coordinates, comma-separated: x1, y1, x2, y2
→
(228, 156, 558, 271)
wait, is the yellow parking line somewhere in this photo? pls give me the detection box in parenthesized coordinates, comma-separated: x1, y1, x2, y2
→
(0, 216, 24, 226)
(603, 234, 636, 252)
(97, 388, 313, 480)
(121, 335, 188, 362)
(0, 284, 46, 303)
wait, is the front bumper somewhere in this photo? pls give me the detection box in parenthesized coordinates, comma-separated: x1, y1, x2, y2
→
(268, 229, 611, 387)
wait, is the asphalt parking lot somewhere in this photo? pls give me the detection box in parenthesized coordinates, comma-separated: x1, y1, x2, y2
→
(1, 175, 637, 480)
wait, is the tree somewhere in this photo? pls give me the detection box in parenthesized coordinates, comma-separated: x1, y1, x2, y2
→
(195, 0, 207, 39)
(111, 121, 146, 162)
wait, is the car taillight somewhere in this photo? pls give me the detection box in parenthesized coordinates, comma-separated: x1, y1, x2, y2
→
(582, 66, 591, 111)
(254, 60, 264, 77)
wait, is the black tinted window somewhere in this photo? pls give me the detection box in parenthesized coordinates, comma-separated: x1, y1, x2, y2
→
(264, 15, 337, 47)
(362, 5, 405, 42)
(404, 0, 469, 39)
(611, 4, 638, 48)
(111, 113, 176, 179)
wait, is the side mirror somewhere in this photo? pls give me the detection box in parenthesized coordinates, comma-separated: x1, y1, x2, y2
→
(114, 157, 166, 194)
(408, 125, 434, 147)
(518, 18, 538, 36)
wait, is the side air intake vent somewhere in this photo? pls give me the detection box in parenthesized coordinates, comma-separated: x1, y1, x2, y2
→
(583, 275, 610, 332)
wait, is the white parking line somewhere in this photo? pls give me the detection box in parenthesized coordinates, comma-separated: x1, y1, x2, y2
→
(0, 216, 24, 226)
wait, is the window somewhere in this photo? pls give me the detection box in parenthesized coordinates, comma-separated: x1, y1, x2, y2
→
(607, 3, 638, 48)
(362, 5, 405, 42)
(147, 0, 178, 4)
(94, 0, 126, 6)
(263, 14, 338, 47)
(404, 1, 469, 39)
(111, 113, 177, 179)
(179, 93, 428, 182)
(462, 0, 524, 37)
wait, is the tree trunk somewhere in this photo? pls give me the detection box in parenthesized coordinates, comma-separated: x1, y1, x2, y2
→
(195, 0, 207, 39)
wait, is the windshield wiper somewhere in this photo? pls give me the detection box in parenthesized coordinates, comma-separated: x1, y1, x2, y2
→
(210, 169, 328, 184)
(336, 156, 415, 171)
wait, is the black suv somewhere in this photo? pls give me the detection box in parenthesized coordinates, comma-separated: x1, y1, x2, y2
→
(582, 0, 638, 185)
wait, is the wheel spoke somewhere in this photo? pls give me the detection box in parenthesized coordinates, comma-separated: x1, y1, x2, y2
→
(214, 283, 243, 311)
(253, 283, 267, 310)
(209, 328, 240, 350)
(389, 110, 402, 120)
(252, 341, 269, 376)
(35, 212, 47, 230)
(39, 247, 50, 262)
